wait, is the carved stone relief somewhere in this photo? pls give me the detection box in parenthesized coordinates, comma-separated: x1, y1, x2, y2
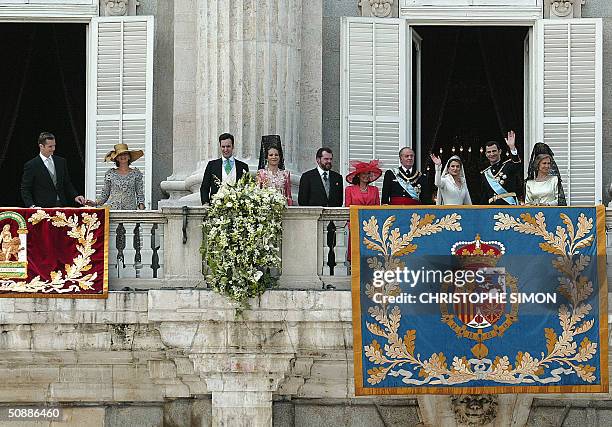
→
(451, 394, 499, 427)
(544, 0, 586, 19)
(99, 0, 139, 16)
(359, 0, 396, 18)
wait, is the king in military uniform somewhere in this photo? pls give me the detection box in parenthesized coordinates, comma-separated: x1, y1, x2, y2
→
(382, 147, 431, 205)
(480, 131, 522, 205)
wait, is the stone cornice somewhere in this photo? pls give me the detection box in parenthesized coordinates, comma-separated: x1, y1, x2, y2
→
(399, 6, 542, 23)
(0, 4, 98, 21)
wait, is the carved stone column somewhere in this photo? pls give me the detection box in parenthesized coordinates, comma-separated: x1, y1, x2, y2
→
(544, 0, 586, 19)
(191, 354, 293, 427)
(161, 0, 304, 205)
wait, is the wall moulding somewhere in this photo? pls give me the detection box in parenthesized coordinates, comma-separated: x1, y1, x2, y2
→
(399, 0, 543, 23)
(401, 0, 541, 5)
(0, 1, 99, 21)
(399, 6, 543, 23)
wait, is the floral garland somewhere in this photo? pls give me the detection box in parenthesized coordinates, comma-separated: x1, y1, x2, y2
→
(0, 210, 99, 293)
(201, 174, 287, 307)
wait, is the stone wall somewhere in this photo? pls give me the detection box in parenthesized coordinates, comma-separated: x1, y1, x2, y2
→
(582, 0, 612, 203)
(137, 0, 174, 209)
(322, 1, 360, 163)
(0, 289, 610, 426)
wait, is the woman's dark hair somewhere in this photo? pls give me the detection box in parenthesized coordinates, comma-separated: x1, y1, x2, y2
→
(352, 171, 371, 185)
(265, 145, 284, 170)
(265, 145, 280, 157)
(448, 158, 462, 168)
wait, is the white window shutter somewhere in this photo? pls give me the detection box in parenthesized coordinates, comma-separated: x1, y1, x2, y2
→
(341, 18, 406, 188)
(537, 19, 602, 205)
(88, 16, 154, 208)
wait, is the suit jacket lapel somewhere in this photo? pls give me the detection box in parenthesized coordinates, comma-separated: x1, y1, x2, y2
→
(236, 161, 243, 179)
(213, 159, 222, 182)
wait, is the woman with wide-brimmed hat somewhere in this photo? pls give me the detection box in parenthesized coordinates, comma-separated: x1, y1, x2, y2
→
(345, 160, 382, 207)
(345, 160, 382, 261)
(88, 143, 145, 210)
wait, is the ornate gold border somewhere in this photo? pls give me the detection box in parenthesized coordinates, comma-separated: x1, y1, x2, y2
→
(0, 207, 109, 299)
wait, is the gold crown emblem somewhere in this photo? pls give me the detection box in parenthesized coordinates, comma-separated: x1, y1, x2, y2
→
(451, 234, 505, 267)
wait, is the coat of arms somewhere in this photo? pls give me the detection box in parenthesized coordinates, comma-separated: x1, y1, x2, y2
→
(441, 235, 519, 358)
(0, 212, 28, 279)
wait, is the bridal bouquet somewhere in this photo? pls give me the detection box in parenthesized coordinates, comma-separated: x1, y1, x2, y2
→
(202, 174, 286, 307)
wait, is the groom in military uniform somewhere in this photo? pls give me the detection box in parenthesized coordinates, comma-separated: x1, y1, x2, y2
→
(382, 147, 431, 205)
(480, 130, 523, 205)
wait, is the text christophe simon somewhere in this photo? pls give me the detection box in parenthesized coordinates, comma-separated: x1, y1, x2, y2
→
(371, 267, 557, 305)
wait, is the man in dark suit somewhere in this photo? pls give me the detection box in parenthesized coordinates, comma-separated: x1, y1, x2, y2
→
(382, 147, 431, 205)
(480, 130, 522, 205)
(298, 147, 343, 206)
(21, 132, 86, 208)
(200, 133, 250, 204)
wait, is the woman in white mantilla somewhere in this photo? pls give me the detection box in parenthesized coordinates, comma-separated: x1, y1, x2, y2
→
(430, 154, 472, 205)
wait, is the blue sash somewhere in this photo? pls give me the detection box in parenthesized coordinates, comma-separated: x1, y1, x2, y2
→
(395, 169, 419, 199)
(484, 169, 517, 205)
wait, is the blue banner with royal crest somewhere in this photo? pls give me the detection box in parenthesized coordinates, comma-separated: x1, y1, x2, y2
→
(350, 206, 608, 395)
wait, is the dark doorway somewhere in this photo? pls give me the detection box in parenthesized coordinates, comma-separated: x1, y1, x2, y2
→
(0, 23, 86, 207)
(415, 26, 528, 203)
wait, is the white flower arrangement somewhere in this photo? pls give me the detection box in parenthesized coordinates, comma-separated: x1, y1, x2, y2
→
(201, 174, 287, 307)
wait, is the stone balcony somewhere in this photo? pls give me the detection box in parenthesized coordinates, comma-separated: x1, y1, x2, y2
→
(0, 207, 610, 426)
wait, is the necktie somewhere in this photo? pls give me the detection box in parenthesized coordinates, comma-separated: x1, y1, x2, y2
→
(323, 171, 330, 196)
(224, 159, 232, 175)
(46, 157, 57, 185)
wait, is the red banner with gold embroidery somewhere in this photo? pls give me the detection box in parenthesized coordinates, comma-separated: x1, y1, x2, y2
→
(0, 208, 109, 298)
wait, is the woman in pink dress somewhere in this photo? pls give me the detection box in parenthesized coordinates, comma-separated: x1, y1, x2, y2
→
(256, 145, 293, 205)
(345, 160, 382, 261)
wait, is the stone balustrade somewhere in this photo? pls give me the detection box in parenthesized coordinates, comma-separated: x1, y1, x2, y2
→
(110, 207, 612, 291)
(108, 207, 354, 291)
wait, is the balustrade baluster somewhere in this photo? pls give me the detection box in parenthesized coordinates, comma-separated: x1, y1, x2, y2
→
(116, 223, 126, 278)
(326, 221, 337, 276)
(133, 223, 142, 278)
(151, 223, 160, 278)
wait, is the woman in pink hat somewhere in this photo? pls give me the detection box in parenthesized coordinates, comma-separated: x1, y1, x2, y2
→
(345, 160, 382, 261)
(345, 160, 382, 207)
